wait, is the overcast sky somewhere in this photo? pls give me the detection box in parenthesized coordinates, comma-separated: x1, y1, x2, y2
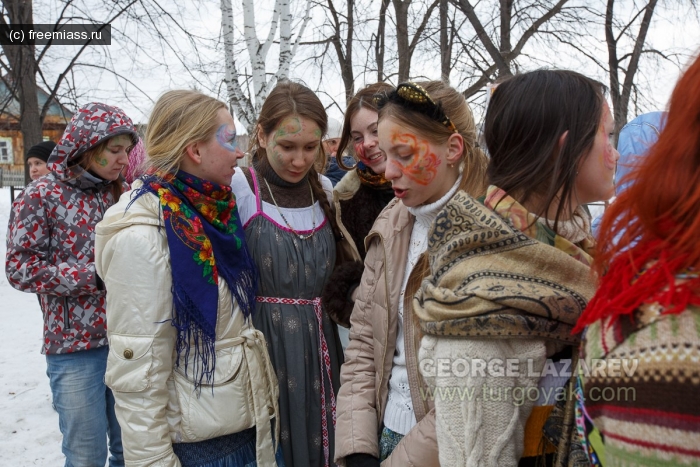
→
(33, 0, 700, 131)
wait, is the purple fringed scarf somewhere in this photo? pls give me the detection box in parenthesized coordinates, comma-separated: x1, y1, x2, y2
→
(132, 169, 257, 390)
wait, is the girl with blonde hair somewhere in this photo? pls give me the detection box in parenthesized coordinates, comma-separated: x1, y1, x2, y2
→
(95, 90, 280, 467)
(334, 80, 487, 466)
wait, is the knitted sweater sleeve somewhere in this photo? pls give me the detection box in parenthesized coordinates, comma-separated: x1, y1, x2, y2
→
(419, 335, 547, 467)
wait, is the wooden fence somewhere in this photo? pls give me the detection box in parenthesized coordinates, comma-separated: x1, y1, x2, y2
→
(0, 167, 25, 202)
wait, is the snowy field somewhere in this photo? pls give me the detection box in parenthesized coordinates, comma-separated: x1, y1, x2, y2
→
(0, 187, 64, 465)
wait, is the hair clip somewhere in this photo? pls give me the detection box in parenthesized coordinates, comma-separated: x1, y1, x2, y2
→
(384, 82, 459, 133)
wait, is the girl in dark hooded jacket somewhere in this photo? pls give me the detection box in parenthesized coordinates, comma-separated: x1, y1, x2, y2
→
(6, 102, 138, 467)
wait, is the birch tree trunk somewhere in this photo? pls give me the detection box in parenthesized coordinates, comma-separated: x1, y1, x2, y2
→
(222, 0, 314, 133)
(221, 0, 255, 131)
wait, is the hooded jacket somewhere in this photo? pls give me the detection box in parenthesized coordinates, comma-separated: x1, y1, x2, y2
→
(5, 102, 137, 355)
(615, 111, 666, 193)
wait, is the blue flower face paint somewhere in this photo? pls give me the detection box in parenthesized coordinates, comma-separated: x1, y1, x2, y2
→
(216, 124, 238, 152)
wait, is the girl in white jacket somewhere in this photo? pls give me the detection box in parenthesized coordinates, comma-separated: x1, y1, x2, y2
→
(95, 90, 280, 467)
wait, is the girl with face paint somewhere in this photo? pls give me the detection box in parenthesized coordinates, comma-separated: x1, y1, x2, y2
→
(6, 103, 138, 467)
(573, 55, 700, 467)
(230, 81, 344, 467)
(413, 70, 614, 467)
(320, 83, 395, 340)
(334, 81, 488, 467)
(94, 90, 280, 466)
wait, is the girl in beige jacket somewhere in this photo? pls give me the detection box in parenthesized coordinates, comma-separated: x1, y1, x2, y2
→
(334, 81, 487, 466)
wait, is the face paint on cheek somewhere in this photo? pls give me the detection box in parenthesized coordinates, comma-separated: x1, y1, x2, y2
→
(599, 102, 617, 171)
(271, 147, 284, 165)
(354, 141, 371, 164)
(602, 144, 617, 171)
(216, 124, 238, 151)
(390, 132, 441, 185)
(597, 127, 617, 173)
(95, 154, 109, 167)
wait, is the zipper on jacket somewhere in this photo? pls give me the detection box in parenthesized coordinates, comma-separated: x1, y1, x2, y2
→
(97, 194, 106, 216)
(402, 252, 430, 421)
(63, 297, 70, 332)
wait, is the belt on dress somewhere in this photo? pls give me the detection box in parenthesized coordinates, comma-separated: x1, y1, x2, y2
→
(256, 296, 337, 467)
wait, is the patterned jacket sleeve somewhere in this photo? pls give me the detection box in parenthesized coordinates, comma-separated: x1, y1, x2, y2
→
(5, 184, 101, 296)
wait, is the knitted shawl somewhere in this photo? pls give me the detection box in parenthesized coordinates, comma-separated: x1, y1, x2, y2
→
(414, 187, 596, 345)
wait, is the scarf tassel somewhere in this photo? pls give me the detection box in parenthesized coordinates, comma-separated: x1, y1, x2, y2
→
(216, 254, 259, 320)
(171, 283, 218, 392)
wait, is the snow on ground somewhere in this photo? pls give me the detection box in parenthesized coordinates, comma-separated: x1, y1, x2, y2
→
(0, 187, 64, 465)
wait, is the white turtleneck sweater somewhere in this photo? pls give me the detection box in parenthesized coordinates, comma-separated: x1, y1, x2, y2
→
(383, 177, 462, 436)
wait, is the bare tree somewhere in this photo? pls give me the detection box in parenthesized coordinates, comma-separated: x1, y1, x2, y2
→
(449, 0, 574, 98)
(605, 0, 659, 137)
(439, 0, 450, 82)
(392, 0, 440, 82)
(0, 0, 40, 172)
(0, 0, 139, 182)
(325, 0, 355, 102)
(221, 0, 313, 133)
(546, 0, 687, 139)
(375, 0, 390, 82)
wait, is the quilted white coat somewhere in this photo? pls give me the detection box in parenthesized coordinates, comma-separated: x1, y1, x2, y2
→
(95, 185, 279, 467)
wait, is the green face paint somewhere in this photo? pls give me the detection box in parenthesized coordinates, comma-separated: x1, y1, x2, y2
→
(274, 116, 303, 141)
(269, 116, 305, 165)
(95, 155, 109, 167)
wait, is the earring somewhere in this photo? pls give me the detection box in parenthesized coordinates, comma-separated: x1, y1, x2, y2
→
(449, 163, 454, 168)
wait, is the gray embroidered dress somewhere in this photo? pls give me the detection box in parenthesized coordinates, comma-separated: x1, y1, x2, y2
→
(231, 167, 343, 467)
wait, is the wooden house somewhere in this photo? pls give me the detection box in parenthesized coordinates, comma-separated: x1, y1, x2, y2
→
(0, 82, 73, 172)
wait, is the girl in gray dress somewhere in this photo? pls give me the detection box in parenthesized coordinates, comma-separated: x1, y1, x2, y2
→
(231, 81, 344, 467)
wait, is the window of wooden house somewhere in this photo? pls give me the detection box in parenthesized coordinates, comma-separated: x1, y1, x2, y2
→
(0, 137, 13, 164)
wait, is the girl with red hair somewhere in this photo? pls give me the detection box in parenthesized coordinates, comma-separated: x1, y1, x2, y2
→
(574, 54, 700, 466)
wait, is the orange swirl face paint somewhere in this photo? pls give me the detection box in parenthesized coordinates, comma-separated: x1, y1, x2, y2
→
(388, 132, 441, 185)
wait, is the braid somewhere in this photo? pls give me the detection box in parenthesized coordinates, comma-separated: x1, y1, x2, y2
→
(308, 166, 341, 240)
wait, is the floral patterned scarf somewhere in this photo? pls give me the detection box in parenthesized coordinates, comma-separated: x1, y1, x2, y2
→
(483, 185, 595, 266)
(355, 161, 392, 189)
(133, 169, 257, 389)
